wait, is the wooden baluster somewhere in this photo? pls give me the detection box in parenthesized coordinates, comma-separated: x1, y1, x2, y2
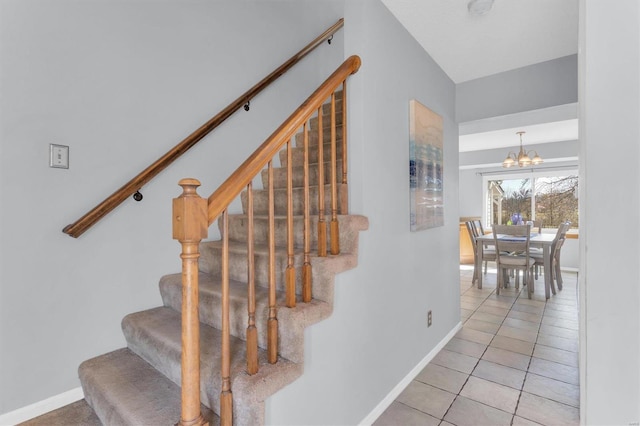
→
(302, 122, 312, 302)
(285, 140, 296, 308)
(317, 106, 327, 257)
(267, 161, 278, 364)
(340, 81, 349, 215)
(330, 92, 340, 255)
(172, 179, 209, 426)
(246, 182, 258, 375)
(220, 209, 233, 426)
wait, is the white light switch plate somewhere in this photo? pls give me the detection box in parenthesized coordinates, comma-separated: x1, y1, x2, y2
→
(50, 144, 69, 169)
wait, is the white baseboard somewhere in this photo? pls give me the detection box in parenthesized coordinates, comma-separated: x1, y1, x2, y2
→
(358, 322, 463, 426)
(0, 387, 84, 425)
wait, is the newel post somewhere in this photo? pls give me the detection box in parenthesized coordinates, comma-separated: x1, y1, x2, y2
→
(173, 178, 209, 426)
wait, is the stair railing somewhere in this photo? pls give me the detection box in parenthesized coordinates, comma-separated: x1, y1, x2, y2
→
(62, 19, 344, 239)
(172, 55, 360, 426)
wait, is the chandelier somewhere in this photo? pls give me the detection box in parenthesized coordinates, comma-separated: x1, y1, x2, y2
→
(502, 131, 543, 168)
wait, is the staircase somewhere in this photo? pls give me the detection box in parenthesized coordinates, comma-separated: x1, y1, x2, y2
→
(72, 89, 368, 425)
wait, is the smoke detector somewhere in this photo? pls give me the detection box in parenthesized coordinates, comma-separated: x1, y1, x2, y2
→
(468, 0, 494, 16)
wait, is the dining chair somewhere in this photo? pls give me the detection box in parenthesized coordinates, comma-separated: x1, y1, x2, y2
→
(492, 224, 536, 298)
(529, 220, 543, 278)
(531, 221, 571, 295)
(531, 220, 543, 279)
(551, 221, 571, 290)
(532, 220, 543, 234)
(553, 234, 568, 290)
(473, 219, 486, 235)
(465, 221, 480, 284)
(466, 221, 496, 285)
(472, 220, 495, 276)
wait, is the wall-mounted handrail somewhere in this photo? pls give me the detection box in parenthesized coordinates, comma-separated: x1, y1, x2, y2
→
(62, 18, 344, 238)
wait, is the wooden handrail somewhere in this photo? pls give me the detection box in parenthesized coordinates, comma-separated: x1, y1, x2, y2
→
(206, 55, 361, 225)
(176, 55, 360, 425)
(62, 19, 345, 238)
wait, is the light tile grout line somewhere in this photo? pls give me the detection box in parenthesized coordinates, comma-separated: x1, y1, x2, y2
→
(440, 272, 519, 424)
(503, 271, 580, 424)
(375, 269, 580, 426)
(452, 269, 580, 425)
(511, 277, 547, 426)
(514, 288, 581, 422)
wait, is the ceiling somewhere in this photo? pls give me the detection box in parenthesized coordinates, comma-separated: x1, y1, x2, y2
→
(380, 0, 580, 154)
(459, 119, 578, 152)
(380, 0, 579, 84)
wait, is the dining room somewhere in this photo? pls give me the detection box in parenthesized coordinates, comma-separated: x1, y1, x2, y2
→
(456, 45, 580, 281)
(454, 51, 582, 424)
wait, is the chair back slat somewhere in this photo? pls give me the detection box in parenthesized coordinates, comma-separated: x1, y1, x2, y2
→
(493, 223, 535, 298)
(549, 220, 571, 256)
(466, 221, 478, 243)
(472, 220, 485, 236)
(492, 224, 531, 254)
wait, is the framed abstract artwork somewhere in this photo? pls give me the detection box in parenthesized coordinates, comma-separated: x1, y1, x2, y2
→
(409, 99, 444, 231)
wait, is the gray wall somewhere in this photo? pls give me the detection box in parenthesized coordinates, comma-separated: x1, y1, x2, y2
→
(456, 54, 578, 123)
(266, 1, 460, 424)
(580, 0, 640, 422)
(0, 0, 345, 414)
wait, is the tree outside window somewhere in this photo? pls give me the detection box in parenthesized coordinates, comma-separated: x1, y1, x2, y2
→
(535, 175, 579, 228)
(485, 173, 578, 229)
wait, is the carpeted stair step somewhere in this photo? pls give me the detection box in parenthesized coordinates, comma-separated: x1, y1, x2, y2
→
(294, 94, 342, 135)
(20, 400, 102, 426)
(79, 348, 218, 426)
(224, 214, 329, 250)
(308, 108, 343, 130)
(240, 184, 345, 216)
(320, 92, 342, 111)
(159, 252, 362, 362)
(295, 124, 343, 147)
(317, 89, 342, 112)
(121, 307, 302, 426)
(159, 272, 337, 362)
(279, 140, 343, 167)
(203, 215, 367, 288)
(260, 161, 343, 189)
(199, 240, 303, 290)
(221, 214, 366, 255)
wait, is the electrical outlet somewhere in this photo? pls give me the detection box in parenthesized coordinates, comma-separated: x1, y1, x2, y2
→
(427, 310, 432, 327)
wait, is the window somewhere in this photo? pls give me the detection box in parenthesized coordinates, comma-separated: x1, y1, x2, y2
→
(484, 171, 578, 229)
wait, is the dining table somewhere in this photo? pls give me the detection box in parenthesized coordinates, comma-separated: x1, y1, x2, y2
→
(475, 232, 557, 299)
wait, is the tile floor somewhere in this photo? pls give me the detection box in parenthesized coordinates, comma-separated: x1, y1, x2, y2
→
(374, 265, 580, 426)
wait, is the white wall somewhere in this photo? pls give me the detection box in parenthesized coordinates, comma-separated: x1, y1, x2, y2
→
(0, 0, 345, 414)
(459, 169, 484, 218)
(266, 1, 460, 424)
(580, 0, 640, 423)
